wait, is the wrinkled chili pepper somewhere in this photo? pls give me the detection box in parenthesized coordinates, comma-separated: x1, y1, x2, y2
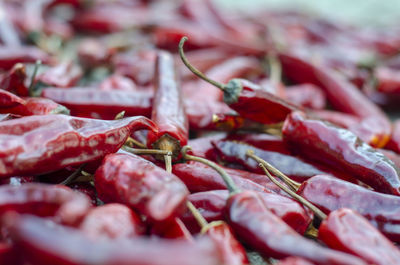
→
(226, 133, 290, 154)
(0, 114, 155, 177)
(0, 97, 70, 116)
(319, 208, 400, 265)
(0, 89, 25, 107)
(285, 84, 326, 110)
(297, 174, 400, 242)
(0, 183, 91, 225)
(180, 37, 300, 124)
(95, 153, 189, 222)
(283, 111, 400, 195)
(279, 52, 391, 147)
(147, 51, 188, 160)
(187, 133, 226, 160)
(5, 214, 225, 265)
(42, 88, 153, 119)
(151, 217, 194, 241)
(80, 203, 144, 240)
(0, 63, 28, 96)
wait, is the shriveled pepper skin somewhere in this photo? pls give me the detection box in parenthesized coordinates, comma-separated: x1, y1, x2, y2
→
(42, 88, 152, 119)
(183, 190, 312, 235)
(297, 174, 400, 242)
(0, 114, 156, 177)
(80, 203, 144, 240)
(319, 208, 400, 265)
(225, 191, 367, 265)
(0, 89, 25, 107)
(0, 183, 91, 225)
(147, 51, 188, 158)
(283, 111, 400, 195)
(5, 215, 225, 265)
(95, 153, 189, 222)
(0, 97, 70, 116)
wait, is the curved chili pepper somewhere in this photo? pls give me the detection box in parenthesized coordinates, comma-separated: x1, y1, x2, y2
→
(297, 174, 400, 242)
(151, 217, 194, 241)
(182, 189, 312, 235)
(0, 63, 28, 96)
(0, 97, 70, 116)
(226, 190, 367, 265)
(35, 62, 82, 89)
(42, 88, 152, 119)
(279, 52, 390, 147)
(0, 114, 155, 177)
(0, 183, 91, 225)
(147, 51, 188, 160)
(5, 214, 225, 265)
(319, 208, 400, 265)
(285, 84, 326, 110)
(283, 111, 400, 195)
(180, 37, 299, 124)
(187, 133, 226, 160)
(80, 203, 144, 240)
(95, 153, 188, 222)
(0, 89, 25, 108)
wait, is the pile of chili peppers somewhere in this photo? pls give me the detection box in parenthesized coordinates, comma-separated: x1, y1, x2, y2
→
(2, 0, 400, 264)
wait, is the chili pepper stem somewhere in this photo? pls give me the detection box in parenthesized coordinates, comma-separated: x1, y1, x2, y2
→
(60, 163, 86, 186)
(28, 60, 42, 96)
(186, 201, 208, 228)
(179, 37, 226, 92)
(267, 54, 282, 86)
(181, 146, 240, 194)
(122, 146, 172, 156)
(164, 154, 172, 173)
(258, 163, 327, 220)
(114, 111, 126, 120)
(246, 150, 300, 191)
(125, 137, 147, 149)
(305, 224, 319, 239)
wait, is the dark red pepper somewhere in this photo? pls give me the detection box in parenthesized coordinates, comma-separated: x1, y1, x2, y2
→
(285, 84, 326, 110)
(151, 217, 194, 241)
(283, 111, 400, 195)
(95, 153, 189, 222)
(187, 133, 226, 160)
(0, 63, 28, 96)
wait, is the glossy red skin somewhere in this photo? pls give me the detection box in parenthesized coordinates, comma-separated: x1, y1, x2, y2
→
(172, 161, 282, 194)
(283, 111, 400, 195)
(226, 133, 291, 155)
(204, 222, 250, 265)
(151, 217, 194, 241)
(147, 51, 188, 156)
(285, 84, 326, 110)
(95, 153, 189, 222)
(0, 176, 35, 186)
(0, 63, 28, 96)
(187, 133, 226, 160)
(297, 174, 400, 242)
(228, 79, 300, 124)
(213, 139, 336, 183)
(0, 46, 50, 70)
(42, 88, 152, 119)
(319, 209, 400, 265)
(6, 215, 225, 265)
(275, 257, 315, 265)
(225, 190, 367, 265)
(36, 62, 82, 88)
(181, 190, 312, 235)
(279, 52, 391, 147)
(0, 89, 25, 108)
(80, 203, 144, 240)
(385, 119, 400, 154)
(0, 114, 155, 177)
(0, 97, 69, 116)
(68, 182, 97, 206)
(0, 184, 91, 225)
(185, 99, 233, 130)
(99, 74, 137, 92)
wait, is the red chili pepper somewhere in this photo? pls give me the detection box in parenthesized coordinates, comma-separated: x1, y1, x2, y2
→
(225, 190, 366, 264)
(0, 46, 50, 70)
(319, 208, 400, 265)
(68, 182, 97, 206)
(180, 38, 300, 124)
(275, 257, 315, 265)
(5, 214, 225, 265)
(285, 84, 326, 110)
(0, 176, 35, 186)
(283, 111, 400, 195)
(35, 62, 82, 89)
(41, 88, 152, 119)
(99, 74, 137, 92)
(0, 97, 70, 116)
(182, 189, 312, 235)
(151, 217, 194, 241)
(95, 153, 189, 222)
(147, 51, 188, 160)
(80, 203, 144, 240)
(78, 38, 115, 68)
(0, 183, 91, 225)
(0, 242, 15, 265)
(0, 63, 28, 96)
(226, 133, 291, 154)
(187, 133, 226, 160)
(0, 114, 155, 177)
(0, 89, 25, 108)
(297, 174, 400, 242)
(279, 52, 390, 148)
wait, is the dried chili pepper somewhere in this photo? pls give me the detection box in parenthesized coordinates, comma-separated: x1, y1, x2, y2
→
(0, 89, 25, 108)
(0, 46, 50, 70)
(0, 63, 28, 96)
(151, 217, 194, 241)
(180, 37, 300, 124)
(187, 133, 226, 160)
(99, 74, 137, 92)
(226, 133, 290, 154)
(285, 84, 326, 110)
(319, 208, 400, 265)
(42, 88, 153, 119)
(5, 214, 225, 265)
(68, 182, 97, 206)
(80, 203, 144, 240)
(0, 97, 70, 116)
(0, 183, 91, 225)
(283, 111, 400, 195)
(95, 153, 189, 222)
(147, 51, 188, 160)
(35, 62, 83, 89)
(0, 114, 155, 177)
